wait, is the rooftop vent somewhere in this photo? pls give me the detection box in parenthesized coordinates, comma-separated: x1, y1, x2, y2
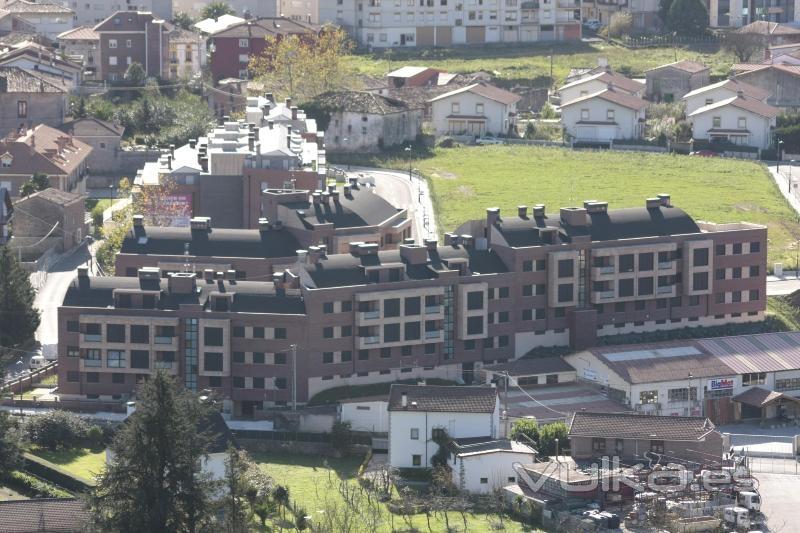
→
(190, 216, 211, 231)
(646, 197, 661, 209)
(533, 204, 546, 218)
(517, 205, 527, 218)
(658, 193, 671, 207)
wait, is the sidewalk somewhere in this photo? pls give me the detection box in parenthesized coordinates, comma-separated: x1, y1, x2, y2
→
(767, 164, 800, 215)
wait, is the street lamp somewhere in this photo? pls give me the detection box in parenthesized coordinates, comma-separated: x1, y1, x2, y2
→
(404, 145, 412, 181)
(778, 139, 784, 175)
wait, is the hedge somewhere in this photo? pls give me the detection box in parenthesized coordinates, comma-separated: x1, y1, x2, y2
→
(3, 470, 73, 498)
(23, 452, 96, 492)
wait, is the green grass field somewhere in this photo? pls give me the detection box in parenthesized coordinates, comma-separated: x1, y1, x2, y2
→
(253, 451, 540, 532)
(31, 447, 106, 482)
(373, 145, 799, 267)
(347, 41, 734, 85)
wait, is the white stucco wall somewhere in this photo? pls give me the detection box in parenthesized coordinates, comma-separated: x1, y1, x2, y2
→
(451, 450, 536, 493)
(430, 92, 516, 137)
(689, 106, 775, 149)
(340, 400, 389, 433)
(388, 404, 500, 469)
(561, 98, 644, 141)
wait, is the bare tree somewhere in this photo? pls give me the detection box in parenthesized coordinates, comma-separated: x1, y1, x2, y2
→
(722, 30, 766, 62)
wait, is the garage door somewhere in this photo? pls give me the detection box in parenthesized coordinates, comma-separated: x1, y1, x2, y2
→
(417, 26, 434, 46)
(576, 126, 596, 140)
(436, 26, 452, 46)
(466, 26, 485, 44)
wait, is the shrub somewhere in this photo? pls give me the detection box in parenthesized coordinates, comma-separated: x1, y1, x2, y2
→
(86, 425, 104, 449)
(25, 410, 89, 451)
(510, 418, 539, 445)
(3, 470, 72, 498)
(608, 12, 633, 38)
(537, 422, 568, 457)
(540, 102, 557, 120)
(330, 421, 352, 455)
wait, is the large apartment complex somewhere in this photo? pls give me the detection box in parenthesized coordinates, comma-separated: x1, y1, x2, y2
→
(58, 197, 767, 417)
(321, 0, 582, 47)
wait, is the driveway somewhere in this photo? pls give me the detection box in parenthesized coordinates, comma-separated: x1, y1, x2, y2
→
(757, 472, 800, 532)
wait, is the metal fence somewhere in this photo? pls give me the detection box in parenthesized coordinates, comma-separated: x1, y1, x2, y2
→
(728, 432, 799, 475)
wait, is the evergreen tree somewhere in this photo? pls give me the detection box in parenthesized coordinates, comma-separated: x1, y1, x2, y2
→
(201, 1, 234, 20)
(0, 245, 40, 350)
(75, 97, 88, 118)
(667, 0, 709, 36)
(222, 447, 250, 533)
(89, 370, 218, 532)
(172, 11, 195, 30)
(0, 412, 23, 477)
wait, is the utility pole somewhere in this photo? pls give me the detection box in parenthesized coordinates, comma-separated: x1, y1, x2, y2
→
(503, 371, 510, 439)
(291, 343, 297, 411)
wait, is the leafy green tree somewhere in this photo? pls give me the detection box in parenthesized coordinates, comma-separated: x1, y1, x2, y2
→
(537, 422, 569, 457)
(124, 62, 147, 87)
(608, 11, 633, 38)
(172, 11, 195, 30)
(510, 418, 539, 445)
(273, 485, 290, 521)
(19, 172, 50, 197)
(330, 420, 352, 455)
(25, 410, 88, 451)
(89, 370, 218, 532)
(0, 412, 23, 477)
(0, 245, 40, 349)
(201, 1, 234, 20)
(658, 0, 674, 24)
(74, 96, 88, 118)
(667, 0, 708, 36)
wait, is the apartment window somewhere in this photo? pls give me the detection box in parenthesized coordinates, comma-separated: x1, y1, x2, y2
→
(592, 437, 606, 453)
(693, 272, 709, 291)
(639, 253, 654, 271)
(467, 291, 484, 310)
(203, 352, 223, 372)
(275, 352, 287, 364)
(405, 297, 421, 316)
(410, 428, 419, 440)
(107, 350, 125, 368)
(131, 325, 149, 344)
(323, 352, 334, 364)
(425, 343, 436, 354)
(385, 298, 401, 317)
(732, 242, 742, 255)
(638, 277, 654, 296)
(749, 289, 760, 301)
(17, 100, 27, 118)
(775, 378, 800, 392)
(715, 293, 725, 303)
(131, 350, 149, 369)
(606, 109, 615, 121)
(716, 268, 726, 280)
(341, 350, 352, 362)
(639, 390, 658, 404)
(750, 241, 760, 253)
(554, 283, 572, 303)
(732, 267, 742, 279)
(342, 301, 352, 312)
(233, 352, 245, 363)
(204, 327, 223, 346)
(619, 254, 634, 273)
(498, 311, 509, 323)
(498, 335, 509, 348)
(476, 103, 484, 114)
(668, 387, 697, 402)
(498, 287, 510, 299)
(253, 327, 265, 338)
(233, 326, 244, 338)
(107, 324, 126, 343)
(384, 323, 401, 342)
(523, 260, 533, 271)
(412, 455, 421, 466)
(67, 346, 79, 357)
(750, 265, 760, 277)
(689, 295, 700, 306)
(239, 38, 249, 47)
(737, 117, 746, 129)
(109, 39, 117, 48)
(580, 108, 589, 120)
(323, 327, 334, 339)
(451, 102, 460, 114)
(67, 320, 79, 332)
(253, 352, 265, 364)
(109, 55, 117, 66)
(619, 279, 634, 298)
(716, 244, 725, 256)
(467, 316, 483, 335)
(233, 377, 244, 388)
(558, 259, 574, 278)
(522, 285, 533, 297)
(480, 477, 488, 484)
(323, 302, 334, 313)
(238, 54, 249, 63)
(252, 377, 264, 389)
(275, 377, 287, 389)
(275, 328, 286, 339)
(712, 116, 721, 128)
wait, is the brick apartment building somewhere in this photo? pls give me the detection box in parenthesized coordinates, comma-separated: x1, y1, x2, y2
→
(58, 197, 767, 417)
(115, 182, 411, 279)
(135, 95, 327, 228)
(94, 11, 170, 81)
(206, 18, 319, 81)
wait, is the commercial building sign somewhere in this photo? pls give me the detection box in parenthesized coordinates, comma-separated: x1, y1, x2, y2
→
(707, 378, 734, 391)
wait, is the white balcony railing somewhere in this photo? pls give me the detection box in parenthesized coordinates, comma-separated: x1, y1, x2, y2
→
(154, 336, 174, 344)
(425, 305, 442, 314)
(597, 290, 615, 300)
(155, 361, 174, 369)
(362, 336, 380, 345)
(657, 286, 674, 294)
(361, 310, 380, 320)
(84, 334, 102, 342)
(425, 330, 441, 339)
(84, 359, 102, 367)
(597, 266, 615, 274)
(658, 261, 673, 269)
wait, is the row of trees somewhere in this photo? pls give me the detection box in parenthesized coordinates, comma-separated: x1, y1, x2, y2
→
(0, 246, 40, 376)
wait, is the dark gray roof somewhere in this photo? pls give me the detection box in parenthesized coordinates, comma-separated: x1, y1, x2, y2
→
(121, 226, 301, 259)
(282, 188, 401, 229)
(311, 91, 411, 114)
(483, 357, 575, 376)
(495, 206, 701, 247)
(568, 411, 717, 441)
(304, 245, 508, 288)
(0, 498, 89, 533)
(62, 276, 306, 315)
(199, 410, 236, 453)
(388, 384, 497, 413)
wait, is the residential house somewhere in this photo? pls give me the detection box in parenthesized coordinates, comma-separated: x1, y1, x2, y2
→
(428, 83, 520, 138)
(326, 0, 581, 47)
(558, 70, 645, 105)
(0, 67, 69, 136)
(311, 91, 422, 153)
(731, 63, 800, 109)
(568, 411, 725, 466)
(481, 357, 577, 387)
(207, 77, 248, 118)
(0, 41, 82, 86)
(765, 42, 800, 64)
(0, 7, 36, 35)
(10, 187, 87, 259)
(735, 20, 800, 46)
(387, 384, 501, 469)
(645, 60, 711, 102)
(450, 438, 537, 494)
(174, 0, 276, 18)
(708, 0, 798, 27)
(0, 185, 11, 244)
(45, 0, 173, 26)
(93, 10, 170, 81)
(57, 25, 99, 80)
(0, 124, 91, 197)
(167, 28, 204, 80)
(687, 94, 779, 150)
(560, 86, 648, 142)
(206, 18, 319, 81)
(682, 78, 770, 114)
(3, 0, 74, 39)
(0, 498, 90, 532)
(193, 14, 245, 37)
(60, 117, 124, 173)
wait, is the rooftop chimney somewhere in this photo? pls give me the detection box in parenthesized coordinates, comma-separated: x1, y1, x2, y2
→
(646, 197, 661, 209)
(268, 119, 274, 130)
(486, 207, 500, 227)
(658, 193, 671, 207)
(327, 184, 335, 193)
(199, 156, 208, 173)
(190, 216, 211, 231)
(266, 92, 274, 102)
(133, 214, 144, 227)
(584, 201, 608, 214)
(168, 272, 196, 294)
(403, 238, 414, 245)
(203, 269, 214, 282)
(517, 205, 527, 218)
(331, 190, 340, 203)
(296, 249, 308, 263)
(291, 106, 298, 120)
(737, 90, 744, 98)
(560, 207, 587, 226)
(533, 204, 546, 218)
(343, 185, 351, 196)
(226, 269, 236, 281)
(285, 97, 292, 107)
(444, 232, 457, 246)
(348, 241, 364, 255)
(189, 139, 197, 149)
(258, 218, 271, 231)
(401, 392, 408, 408)
(425, 238, 438, 252)
(460, 234, 474, 247)
(540, 227, 558, 244)
(77, 266, 89, 278)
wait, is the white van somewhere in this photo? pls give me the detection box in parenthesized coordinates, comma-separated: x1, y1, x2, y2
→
(29, 355, 47, 370)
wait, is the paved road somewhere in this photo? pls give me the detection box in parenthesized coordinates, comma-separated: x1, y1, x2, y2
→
(343, 166, 437, 243)
(3, 243, 91, 379)
(757, 472, 800, 532)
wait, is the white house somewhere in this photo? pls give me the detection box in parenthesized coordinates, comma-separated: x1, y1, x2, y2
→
(682, 78, 771, 115)
(450, 439, 536, 494)
(339, 396, 389, 433)
(558, 71, 645, 105)
(481, 357, 577, 387)
(428, 83, 520, 138)
(4, 0, 75, 39)
(387, 384, 500, 469)
(687, 94, 779, 150)
(560, 87, 648, 143)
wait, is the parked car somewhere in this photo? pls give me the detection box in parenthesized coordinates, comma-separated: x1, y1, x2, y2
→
(583, 19, 602, 31)
(476, 136, 504, 145)
(29, 355, 47, 370)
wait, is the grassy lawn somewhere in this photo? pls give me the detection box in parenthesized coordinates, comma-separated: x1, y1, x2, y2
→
(371, 145, 798, 268)
(253, 451, 541, 532)
(767, 296, 800, 329)
(31, 447, 106, 482)
(347, 41, 734, 85)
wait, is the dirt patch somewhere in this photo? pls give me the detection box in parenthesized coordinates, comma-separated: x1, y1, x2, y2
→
(733, 203, 768, 213)
(431, 171, 458, 180)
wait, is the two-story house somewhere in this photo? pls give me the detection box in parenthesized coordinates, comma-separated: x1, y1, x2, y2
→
(3, 0, 74, 39)
(687, 93, 779, 150)
(560, 86, 648, 142)
(428, 83, 520, 137)
(558, 70, 645, 104)
(0, 66, 69, 137)
(682, 78, 770, 115)
(57, 25, 100, 80)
